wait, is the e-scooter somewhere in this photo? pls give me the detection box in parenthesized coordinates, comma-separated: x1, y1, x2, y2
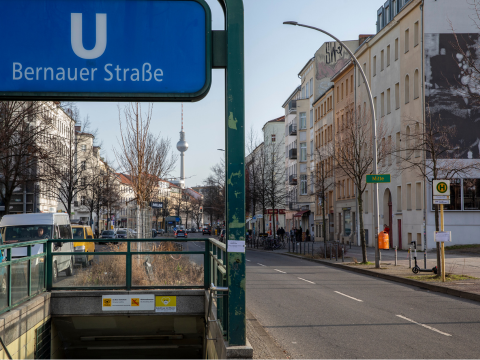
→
(411, 240, 437, 274)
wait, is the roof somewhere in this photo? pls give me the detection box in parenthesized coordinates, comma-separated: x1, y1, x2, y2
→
(282, 86, 301, 108)
(262, 116, 285, 131)
(330, 59, 354, 82)
(116, 173, 133, 186)
(313, 85, 334, 106)
(297, 57, 315, 77)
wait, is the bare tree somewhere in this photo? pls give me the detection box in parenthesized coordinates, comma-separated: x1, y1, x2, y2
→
(191, 197, 204, 229)
(331, 109, 390, 263)
(114, 103, 177, 205)
(394, 111, 480, 273)
(0, 101, 55, 214)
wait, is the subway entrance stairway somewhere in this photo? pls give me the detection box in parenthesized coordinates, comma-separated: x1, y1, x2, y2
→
(0, 239, 251, 359)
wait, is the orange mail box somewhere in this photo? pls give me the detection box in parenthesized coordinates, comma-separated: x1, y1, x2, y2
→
(378, 231, 390, 250)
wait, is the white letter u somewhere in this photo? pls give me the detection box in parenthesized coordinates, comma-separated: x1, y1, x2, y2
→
(71, 13, 107, 59)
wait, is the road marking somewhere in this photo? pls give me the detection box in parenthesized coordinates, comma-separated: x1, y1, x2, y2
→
(246, 259, 251, 262)
(334, 291, 363, 302)
(274, 269, 286, 274)
(257, 263, 266, 266)
(298, 277, 315, 284)
(396, 315, 452, 337)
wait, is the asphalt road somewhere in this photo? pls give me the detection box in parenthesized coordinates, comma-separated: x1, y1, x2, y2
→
(246, 250, 480, 359)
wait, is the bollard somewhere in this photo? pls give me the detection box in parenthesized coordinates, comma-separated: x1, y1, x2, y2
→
(379, 250, 382, 262)
(395, 246, 397, 266)
(424, 248, 427, 269)
(408, 247, 412, 268)
(342, 246, 344, 262)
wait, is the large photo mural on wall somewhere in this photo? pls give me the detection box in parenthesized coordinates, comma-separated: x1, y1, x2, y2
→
(425, 0, 480, 159)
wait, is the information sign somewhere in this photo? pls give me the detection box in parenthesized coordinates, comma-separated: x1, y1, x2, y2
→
(0, 0, 211, 101)
(228, 240, 245, 253)
(434, 231, 452, 242)
(155, 296, 177, 312)
(150, 202, 163, 209)
(366, 174, 391, 183)
(102, 294, 154, 311)
(433, 180, 450, 196)
(433, 199, 450, 205)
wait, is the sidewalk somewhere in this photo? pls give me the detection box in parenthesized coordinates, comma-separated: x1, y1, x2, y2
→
(248, 240, 480, 300)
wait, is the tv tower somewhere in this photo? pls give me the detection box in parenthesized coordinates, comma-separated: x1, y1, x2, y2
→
(176, 103, 188, 189)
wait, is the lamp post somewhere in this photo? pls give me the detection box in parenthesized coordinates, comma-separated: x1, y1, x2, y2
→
(283, 21, 381, 268)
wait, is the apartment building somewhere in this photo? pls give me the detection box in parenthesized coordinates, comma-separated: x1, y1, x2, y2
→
(313, 87, 335, 241)
(355, 0, 480, 249)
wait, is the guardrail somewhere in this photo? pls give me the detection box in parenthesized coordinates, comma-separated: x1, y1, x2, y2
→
(0, 240, 48, 315)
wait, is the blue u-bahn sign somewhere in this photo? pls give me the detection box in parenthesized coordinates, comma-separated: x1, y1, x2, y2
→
(0, 0, 211, 101)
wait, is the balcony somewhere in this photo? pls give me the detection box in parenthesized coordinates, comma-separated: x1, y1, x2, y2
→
(288, 148, 297, 159)
(288, 100, 297, 114)
(288, 123, 297, 136)
(289, 174, 297, 185)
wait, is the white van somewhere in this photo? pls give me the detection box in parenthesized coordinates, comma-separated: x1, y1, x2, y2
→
(0, 213, 75, 282)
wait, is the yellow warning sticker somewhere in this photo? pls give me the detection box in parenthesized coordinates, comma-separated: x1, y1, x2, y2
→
(155, 296, 177, 312)
(103, 298, 112, 307)
(131, 298, 140, 306)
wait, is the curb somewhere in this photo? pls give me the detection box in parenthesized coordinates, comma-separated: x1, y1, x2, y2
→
(247, 247, 480, 303)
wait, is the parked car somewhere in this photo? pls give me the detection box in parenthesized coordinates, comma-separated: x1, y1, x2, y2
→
(71, 225, 95, 268)
(152, 229, 157, 238)
(220, 229, 226, 242)
(202, 228, 211, 235)
(0, 213, 75, 283)
(175, 229, 187, 238)
(157, 229, 165, 235)
(116, 229, 128, 239)
(100, 230, 117, 244)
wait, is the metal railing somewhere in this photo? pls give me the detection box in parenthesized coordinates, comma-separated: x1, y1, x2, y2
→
(0, 240, 48, 315)
(207, 239, 228, 337)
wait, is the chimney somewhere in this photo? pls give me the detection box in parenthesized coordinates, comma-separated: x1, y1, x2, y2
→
(358, 34, 373, 45)
(75, 126, 81, 132)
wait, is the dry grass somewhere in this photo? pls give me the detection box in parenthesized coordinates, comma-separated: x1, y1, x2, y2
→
(71, 242, 204, 287)
(406, 274, 478, 282)
(444, 244, 480, 254)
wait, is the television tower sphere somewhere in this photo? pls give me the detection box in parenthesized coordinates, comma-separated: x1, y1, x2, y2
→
(177, 137, 189, 152)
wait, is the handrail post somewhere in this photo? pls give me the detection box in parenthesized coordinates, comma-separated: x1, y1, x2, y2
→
(27, 245, 31, 297)
(126, 241, 131, 291)
(46, 240, 52, 291)
(7, 247, 11, 307)
(204, 240, 211, 289)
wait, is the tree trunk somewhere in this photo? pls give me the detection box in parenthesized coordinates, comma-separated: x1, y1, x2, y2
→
(357, 189, 368, 263)
(322, 192, 327, 244)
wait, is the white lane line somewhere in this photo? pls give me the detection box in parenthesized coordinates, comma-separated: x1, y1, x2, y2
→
(246, 259, 251, 262)
(396, 315, 452, 337)
(334, 291, 363, 302)
(298, 277, 315, 284)
(257, 263, 266, 266)
(274, 269, 286, 274)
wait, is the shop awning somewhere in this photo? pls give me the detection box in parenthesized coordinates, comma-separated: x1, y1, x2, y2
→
(293, 210, 310, 217)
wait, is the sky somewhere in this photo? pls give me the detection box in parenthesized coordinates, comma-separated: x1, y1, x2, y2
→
(74, 0, 383, 187)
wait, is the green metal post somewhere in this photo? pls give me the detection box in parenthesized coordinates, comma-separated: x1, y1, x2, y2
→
(27, 245, 31, 297)
(7, 248, 11, 307)
(126, 241, 131, 291)
(218, 0, 246, 346)
(46, 241, 52, 291)
(204, 240, 210, 289)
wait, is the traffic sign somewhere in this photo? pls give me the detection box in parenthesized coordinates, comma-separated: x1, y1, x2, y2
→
(150, 202, 163, 209)
(433, 180, 450, 196)
(366, 174, 391, 183)
(173, 227, 177, 232)
(0, 0, 212, 101)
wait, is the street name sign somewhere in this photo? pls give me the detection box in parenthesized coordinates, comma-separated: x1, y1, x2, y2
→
(0, 0, 212, 101)
(150, 202, 163, 209)
(366, 174, 391, 183)
(433, 199, 450, 205)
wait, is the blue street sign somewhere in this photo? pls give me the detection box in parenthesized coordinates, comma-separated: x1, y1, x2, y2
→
(173, 227, 177, 232)
(0, 0, 211, 101)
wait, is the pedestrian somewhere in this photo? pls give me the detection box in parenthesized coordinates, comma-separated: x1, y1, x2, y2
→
(299, 226, 303, 242)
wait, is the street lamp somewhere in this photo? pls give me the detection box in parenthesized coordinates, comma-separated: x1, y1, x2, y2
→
(284, 21, 381, 268)
(217, 149, 225, 151)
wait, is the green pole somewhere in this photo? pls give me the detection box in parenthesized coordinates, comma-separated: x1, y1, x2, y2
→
(218, 0, 246, 347)
(46, 241, 52, 291)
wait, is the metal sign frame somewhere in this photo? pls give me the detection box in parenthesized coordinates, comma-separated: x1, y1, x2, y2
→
(0, 0, 212, 102)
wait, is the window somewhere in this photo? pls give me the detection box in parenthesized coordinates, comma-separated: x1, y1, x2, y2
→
(414, 69, 419, 99)
(310, 140, 314, 160)
(385, 6, 390, 23)
(337, 87, 340, 102)
(310, 109, 313, 128)
(344, 210, 351, 236)
(405, 75, 410, 103)
(381, 50, 384, 71)
(395, 38, 399, 60)
(310, 78, 313, 97)
(341, 83, 344, 99)
(271, 134, 276, 142)
(405, 29, 410, 53)
(363, 63, 366, 82)
(81, 177, 86, 186)
(416, 182, 422, 210)
(388, 135, 392, 165)
(396, 132, 401, 164)
(300, 175, 307, 195)
(300, 142, 307, 161)
(381, 92, 385, 117)
(395, 83, 400, 109)
(346, 79, 349, 95)
(306, 82, 310, 98)
(387, 88, 391, 114)
(414, 21, 419, 47)
(463, 179, 480, 210)
(373, 56, 377, 76)
(407, 183, 412, 210)
(393, 0, 397, 16)
(374, 96, 378, 118)
(350, 75, 353, 92)
(387, 45, 391, 67)
(300, 112, 306, 129)
(365, 190, 369, 213)
(81, 196, 86, 206)
(415, 123, 420, 158)
(301, 86, 305, 99)
(81, 161, 86, 170)
(417, 233, 422, 247)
